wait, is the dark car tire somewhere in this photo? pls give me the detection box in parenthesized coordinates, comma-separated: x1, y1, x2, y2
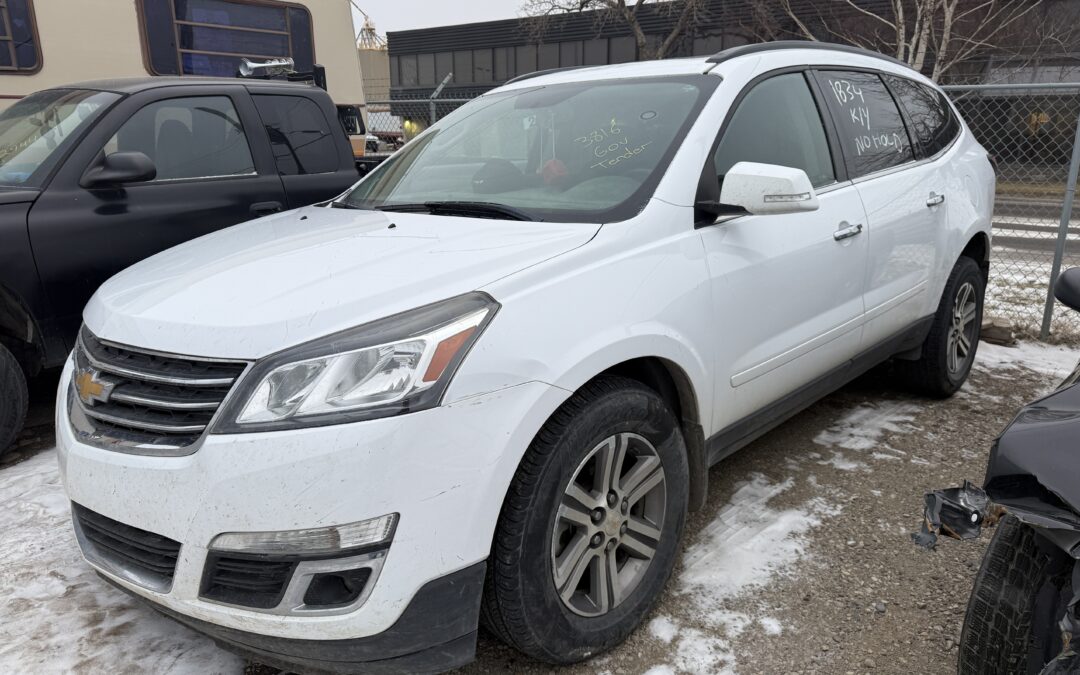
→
(901, 255, 984, 398)
(0, 342, 28, 457)
(959, 516, 1071, 675)
(481, 376, 689, 664)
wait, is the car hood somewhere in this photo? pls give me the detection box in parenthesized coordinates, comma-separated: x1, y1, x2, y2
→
(85, 206, 600, 359)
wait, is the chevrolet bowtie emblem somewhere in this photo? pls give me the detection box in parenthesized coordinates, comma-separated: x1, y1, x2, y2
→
(75, 367, 114, 406)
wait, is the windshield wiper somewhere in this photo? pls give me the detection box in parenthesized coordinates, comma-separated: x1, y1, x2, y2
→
(327, 200, 365, 209)
(377, 201, 538, 221)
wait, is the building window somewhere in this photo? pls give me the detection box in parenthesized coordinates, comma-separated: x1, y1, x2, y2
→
(473, 49, 492, 83)
(453, 50, 473, 84)
(493, 47, 512, 82)
(583, 39, 606, 66)
(139, 0, 315, 78)
(418, 53, 435, 86)
(399, 53, 418, 86)
(515, 44, 536, 76)
(435, 51, 452, 82)
(538, 43, 558, 70)
(609, 36, 636, 63)
(0, 0, 41, 73)
(559, 41, 582, 67)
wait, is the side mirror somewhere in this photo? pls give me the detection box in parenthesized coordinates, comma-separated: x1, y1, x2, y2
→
(81, 151, 157, 188)
(718, 162, 819, 216)
(1055, 268, 1080, 312)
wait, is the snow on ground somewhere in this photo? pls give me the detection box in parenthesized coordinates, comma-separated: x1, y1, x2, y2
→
(2, 341, 1073, 675)
(643, 474, 841, 673)
(0, 449, 241, 675)
(974, 340, 1078, 380)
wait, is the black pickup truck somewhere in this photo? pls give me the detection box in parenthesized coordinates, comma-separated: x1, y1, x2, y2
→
(0, 77, 363, 453)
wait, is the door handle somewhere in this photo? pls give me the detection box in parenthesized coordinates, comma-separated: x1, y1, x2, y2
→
(926, 192, 946, 207)
(833, 222, 863, 241)
(250, 201, 283, 216)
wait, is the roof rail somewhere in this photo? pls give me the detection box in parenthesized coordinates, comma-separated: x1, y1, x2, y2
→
(706, 40, 913, 70)
(504, 65, 590, 85)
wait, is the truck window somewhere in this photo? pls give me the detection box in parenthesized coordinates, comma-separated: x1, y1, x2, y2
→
(104, 96, 255, 181)
(253, 94, 337, 175)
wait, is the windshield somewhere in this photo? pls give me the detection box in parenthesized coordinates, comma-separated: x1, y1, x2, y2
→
(0, 88, 120, 188)
(341, 75, 718, 223)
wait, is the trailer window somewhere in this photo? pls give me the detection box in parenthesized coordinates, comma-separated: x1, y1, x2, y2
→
(139, 0, 315, 78)
(0, 0, 40, 73)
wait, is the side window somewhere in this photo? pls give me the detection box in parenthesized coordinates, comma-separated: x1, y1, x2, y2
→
(713, 73, 836, 189)
(884, 75, 961, 158)
(106, 96, 255, 181)
(818, 71, 914, 177)
(253, 95, 338, 175)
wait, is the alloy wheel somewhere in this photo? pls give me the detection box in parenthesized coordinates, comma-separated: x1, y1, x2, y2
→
(550, 432, 666, 617)
(947, 281, 978, 374)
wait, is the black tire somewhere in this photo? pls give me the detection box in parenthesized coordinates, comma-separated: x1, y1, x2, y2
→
(481, 376, 689, 664)
(959, 516, 1071, 675)
(0, 342, 28, 457)
(901, 256, 985, 397)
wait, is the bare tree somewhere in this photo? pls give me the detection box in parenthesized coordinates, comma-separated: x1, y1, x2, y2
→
(745, 0, 1078, 81)
(520, 0, 705, 60)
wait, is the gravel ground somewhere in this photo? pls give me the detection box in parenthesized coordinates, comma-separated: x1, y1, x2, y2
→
(4, 341, 1075, 675)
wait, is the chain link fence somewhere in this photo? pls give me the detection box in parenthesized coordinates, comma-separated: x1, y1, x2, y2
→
(360, 82, 1080, 341)
(945, 83, 1080, 341)
(363, 83, 480, 159)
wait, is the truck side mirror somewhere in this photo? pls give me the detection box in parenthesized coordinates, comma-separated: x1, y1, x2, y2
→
(81, 152, 157, 188)
(1055, 268, 1080, 312)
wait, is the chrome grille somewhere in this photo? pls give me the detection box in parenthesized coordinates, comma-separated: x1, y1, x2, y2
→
(70, 327, 248, 452)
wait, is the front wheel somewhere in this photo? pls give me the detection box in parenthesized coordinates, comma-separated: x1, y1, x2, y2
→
(959, 516, 1071, 675)
(481, 376, 688, 664)
(901, 256, 985, 397)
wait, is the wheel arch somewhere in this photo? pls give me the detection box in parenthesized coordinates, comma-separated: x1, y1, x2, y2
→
(961, 230, 990, 284)
(0, 283, 44, 376)
(592, 357, 707, 510)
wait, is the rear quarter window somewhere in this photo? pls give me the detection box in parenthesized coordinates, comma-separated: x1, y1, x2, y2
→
(817, 70, 915, 178)
(884, 75, 961, 158)
(252, 94, 338, 175)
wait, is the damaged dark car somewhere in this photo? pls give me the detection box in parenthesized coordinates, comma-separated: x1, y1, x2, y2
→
(915, 267, 1080, 674)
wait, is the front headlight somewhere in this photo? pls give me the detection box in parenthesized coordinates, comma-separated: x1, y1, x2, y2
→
(214, 292, 498, 433)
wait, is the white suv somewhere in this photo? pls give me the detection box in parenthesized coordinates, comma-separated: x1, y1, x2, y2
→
(58, 42, 993, 672)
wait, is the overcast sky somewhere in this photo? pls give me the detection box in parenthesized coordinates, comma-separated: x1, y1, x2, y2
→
(349, 0, 522, 37)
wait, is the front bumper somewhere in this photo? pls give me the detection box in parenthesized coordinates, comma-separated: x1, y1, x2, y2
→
(103, 562, 486, 674)
(56, 356, 566, 654)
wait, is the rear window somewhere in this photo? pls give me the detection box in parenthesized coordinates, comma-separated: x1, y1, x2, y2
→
(817, 70, 915, 178)
(884, 75, 961, 158)
(252, 95, 338, 175)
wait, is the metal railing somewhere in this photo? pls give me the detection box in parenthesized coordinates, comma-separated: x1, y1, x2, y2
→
(944, 82, 1080, 340)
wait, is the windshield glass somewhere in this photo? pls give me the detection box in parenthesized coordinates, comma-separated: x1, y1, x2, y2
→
(0, 89, 120, 188)
(342, 75, 718, 223)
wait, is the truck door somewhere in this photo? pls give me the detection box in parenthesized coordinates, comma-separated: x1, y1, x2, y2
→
(28, 86, 288, 349)
(248, 90, 360, 208)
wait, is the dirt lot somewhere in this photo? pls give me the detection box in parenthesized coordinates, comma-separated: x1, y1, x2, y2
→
(2, 341, 1075, 674)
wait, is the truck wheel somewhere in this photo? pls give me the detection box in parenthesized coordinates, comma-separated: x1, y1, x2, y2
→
(481, 376, 688, 664)
(959, 515, 1070, 675)
(901, 256, 984, 397)
(0, 343, 28, 457)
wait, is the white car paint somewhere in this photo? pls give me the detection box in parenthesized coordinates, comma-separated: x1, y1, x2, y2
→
(57, 46, 994, 662)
